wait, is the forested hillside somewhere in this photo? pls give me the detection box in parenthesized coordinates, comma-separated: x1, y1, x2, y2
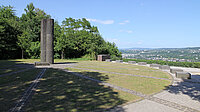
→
(0, 3, 121, 60)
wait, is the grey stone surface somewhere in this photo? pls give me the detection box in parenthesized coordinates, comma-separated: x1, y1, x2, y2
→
(138, 62, 147, 65)
(46, 19, 54, 64)
(40, 19, 47, 62)
(159, 65, 170, 70)
(40, 19, 54, 64)
(116, 60, 123, 63)
(154, 89, 200, 111)
(150, 64, 160, 67)
(105, 59, 111, 62)
(34, 62, 50, 66)
(120, 99, 182, 112)
(170, 66, 200, 74)
(176, 72, 191, 79)
(128, 61, 136, 64)
(170, 68, 183, 74)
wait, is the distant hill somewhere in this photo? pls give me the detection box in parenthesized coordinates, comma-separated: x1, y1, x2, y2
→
(119, 48, 154, 50)
(121, 47, 200, 62)
(120, 47, 200, 51)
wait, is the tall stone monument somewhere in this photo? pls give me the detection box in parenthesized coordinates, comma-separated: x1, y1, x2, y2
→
(40, 19, 54, 64)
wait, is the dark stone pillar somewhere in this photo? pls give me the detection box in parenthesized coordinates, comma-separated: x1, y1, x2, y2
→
(40, 19, 47, 62)
(40, 19, 54, 64)
(46, 19, 54, 64)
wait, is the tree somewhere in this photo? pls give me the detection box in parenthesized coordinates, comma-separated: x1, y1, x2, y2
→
(0, 4, 121, 60)
(0, 6, 21, 59)
(59, 17, 121, 59)
(18, 3, 50, 58)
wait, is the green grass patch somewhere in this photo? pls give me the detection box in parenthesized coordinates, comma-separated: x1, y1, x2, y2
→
(0, 67, 26, 75)
(66, 68, 171, 95)
(8, 59, 87, 64)
(0, 60, 23, 68)
(24, 68, 141, 112)
(0, 68, 42, 112)
(73, 61, 171, 79)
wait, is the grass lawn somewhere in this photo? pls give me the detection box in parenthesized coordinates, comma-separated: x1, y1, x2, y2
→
(0, 59, 172, 111)
(8, 58, 87, 64)
(0, 60, 23, 69)
(24, 68, 141, 112)
(0, 67, 27, 75)
(0, 68, 42, 112)
(66, 68, 171, 95)
(73, 61, 171, 79)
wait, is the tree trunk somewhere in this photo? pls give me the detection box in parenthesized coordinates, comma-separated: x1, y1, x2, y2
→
(61, 50, 64, 59)
(22, 49, 24, 59)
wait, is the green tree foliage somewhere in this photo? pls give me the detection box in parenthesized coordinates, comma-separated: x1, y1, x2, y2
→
(54, 17, 121, 59)
(0, 6, 21, 59)
(18, 3, 50, 59)
(0, 3, 121, 60)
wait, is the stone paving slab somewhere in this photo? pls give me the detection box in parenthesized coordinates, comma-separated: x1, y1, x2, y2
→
(154, 90, 200, 111)
(115, 99, 182, 112)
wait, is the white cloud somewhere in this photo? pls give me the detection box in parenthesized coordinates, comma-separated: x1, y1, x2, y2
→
(119, 30, 133, 33)
(86, 18, 114, 24)
(119, 20, 130, 25)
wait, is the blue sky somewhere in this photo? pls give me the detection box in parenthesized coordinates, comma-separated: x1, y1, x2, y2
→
(1, 0, 200, 48)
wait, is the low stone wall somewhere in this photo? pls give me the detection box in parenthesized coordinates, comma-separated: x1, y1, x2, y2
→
(170, 68, 183, 74)
(176, 72, 191, 79)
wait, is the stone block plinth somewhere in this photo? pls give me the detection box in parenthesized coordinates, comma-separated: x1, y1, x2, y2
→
(170, 68, 183, 74)
(159, 65, 170, 70)
(150, 64, 160, 67)
(138, 62, 147, 65)
(176, 72, 191, 79)
(128, 61, 136, 64)
(97, 54, 110, 61)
